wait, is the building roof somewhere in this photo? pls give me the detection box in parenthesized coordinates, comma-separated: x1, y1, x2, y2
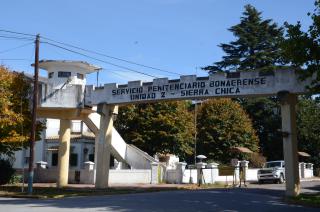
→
(22, 72, 48, 84)
(230, 146, 253, 153)
(46, 132, 95, 141)
(33, 60, 101, 74)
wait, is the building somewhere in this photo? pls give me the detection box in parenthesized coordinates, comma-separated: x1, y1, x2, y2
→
(13, 60, 157, 175)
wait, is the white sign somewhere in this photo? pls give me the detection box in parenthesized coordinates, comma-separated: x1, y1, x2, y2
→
(85, 70, 311, 105)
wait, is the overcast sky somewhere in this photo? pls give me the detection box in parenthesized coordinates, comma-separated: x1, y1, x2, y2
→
(0, 0, 316, 85)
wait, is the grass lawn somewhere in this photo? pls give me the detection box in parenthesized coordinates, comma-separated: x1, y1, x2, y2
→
(0, 183, 227, 199)
(0, 185, 180, 198)
(289, 193, 320, 207)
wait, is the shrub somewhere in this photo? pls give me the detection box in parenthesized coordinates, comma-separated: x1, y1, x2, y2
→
(0, 158, 15, 185)
(248, 153, 266, 168)
(9, 174, 23, 184)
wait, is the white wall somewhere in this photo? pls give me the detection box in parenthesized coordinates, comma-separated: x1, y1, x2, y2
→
(182, 169, 197, 184)
(46, 142, 85, 170)
(246, 168, 259, 181)
(13, 140, 44, 169)
(109, 170, 151, 184)
(46, 119, 60, 137)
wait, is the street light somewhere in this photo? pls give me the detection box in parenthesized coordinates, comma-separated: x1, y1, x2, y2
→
(196, 155, 207, 163)
(193, 100, 202, 165)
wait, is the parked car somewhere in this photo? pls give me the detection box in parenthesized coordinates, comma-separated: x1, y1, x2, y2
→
(257, 160, 285, 184)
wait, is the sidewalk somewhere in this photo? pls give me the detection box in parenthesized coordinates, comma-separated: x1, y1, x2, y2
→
(27, 182, 188, 189)
(300, 177, 320, 182)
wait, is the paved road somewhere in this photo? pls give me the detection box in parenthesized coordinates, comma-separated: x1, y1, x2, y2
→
(1, 181, 319, 212)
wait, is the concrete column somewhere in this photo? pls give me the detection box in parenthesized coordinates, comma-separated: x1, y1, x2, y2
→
(176, 162, 187, 184)
(83, 161, 95, 184)
(279, 92, 300, 197)
(57, 119, 71, 188)
(151, 162, 159, 184)
(93, 133, 99, 184)
(300, 162, 305, 178)
(207, 162, 218, 184)
(95, 104, 116, 188)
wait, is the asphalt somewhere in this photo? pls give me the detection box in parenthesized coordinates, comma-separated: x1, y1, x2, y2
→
(0, 181, 319, 212)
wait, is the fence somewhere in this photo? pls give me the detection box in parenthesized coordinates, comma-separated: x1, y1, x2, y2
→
(30, 160, 314, 185)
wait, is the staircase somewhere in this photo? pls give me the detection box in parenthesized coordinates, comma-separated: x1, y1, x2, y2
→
(83, 113, 158, 169)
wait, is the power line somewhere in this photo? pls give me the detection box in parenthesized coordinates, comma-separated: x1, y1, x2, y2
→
(0, 35, 34, 41)
(0, 29, 36, 37)
(0, 42, 34, 54)
(0, 29, 182, 76)
(104, 68, 142, 81)
(0, 58, 30, 61)
(42, 41, 158, 78)
(41, 35, 182, 76)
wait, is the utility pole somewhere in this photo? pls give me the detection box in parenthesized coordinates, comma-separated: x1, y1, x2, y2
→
(28, 34, 40, 194)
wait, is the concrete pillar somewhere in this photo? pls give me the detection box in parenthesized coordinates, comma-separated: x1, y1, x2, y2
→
(151, 162, 159, 184)
(95, 104, 116, 188)
(57, 119, 71, 188)
(36, 161, 48, 169)
(300, 162, 305, 179)
(207, 162, 219, 184)
(93, 133, 99, 184)
(176, 162, 187, 184)
(84, 161, 95, 171)
(279, 92, 300, 197)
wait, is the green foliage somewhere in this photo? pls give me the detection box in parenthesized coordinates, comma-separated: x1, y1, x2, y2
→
(297, 97, 320, 168)
(282, 0, 320, 93)
(9, 175, 23, 185)
(0, 66, 44, 157)
(196, 98, 259, 164)
(0, 158, 15, 185)
(202, 4, 288, 161)
(203, 4, 284, 73)
(290, 193, 320, 207)
(240, 97, 283, 160)
(114, 101, 195, 160)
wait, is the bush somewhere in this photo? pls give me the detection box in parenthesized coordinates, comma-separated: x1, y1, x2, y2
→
(0, 158, 15, 185)
(248, 153, 266, 168)
(9, 174, 23, 184)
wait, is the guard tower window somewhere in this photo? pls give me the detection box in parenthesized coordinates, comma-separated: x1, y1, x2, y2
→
(58, 71, 71, 78)
(48, 72, 54, 78)
(77, 73, 84, 80)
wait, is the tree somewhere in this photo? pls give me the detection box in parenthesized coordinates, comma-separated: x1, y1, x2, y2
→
(282, 0, 320, 93)
(297, 97, 320, 169)
(196, 98, 259, 164)
(241, 97, 283, 160)
(203, 4, 284, 73)
(0, 158, 15, 185)
(202, 5, 286, 161)
(114, 101, 195, 160)
(0, 66, 43, 157)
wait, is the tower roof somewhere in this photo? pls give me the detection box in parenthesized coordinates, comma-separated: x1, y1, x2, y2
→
(33, 60, 101, 74)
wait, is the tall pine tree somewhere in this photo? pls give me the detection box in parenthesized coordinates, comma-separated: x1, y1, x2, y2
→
(203, 4, 284, 73)
(203, 5, 285, 161)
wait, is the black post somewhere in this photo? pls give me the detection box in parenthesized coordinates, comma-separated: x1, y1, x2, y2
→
(28, 34, 40, 194)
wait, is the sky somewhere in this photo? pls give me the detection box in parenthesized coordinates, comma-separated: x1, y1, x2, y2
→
(0, 0, 316, 85)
